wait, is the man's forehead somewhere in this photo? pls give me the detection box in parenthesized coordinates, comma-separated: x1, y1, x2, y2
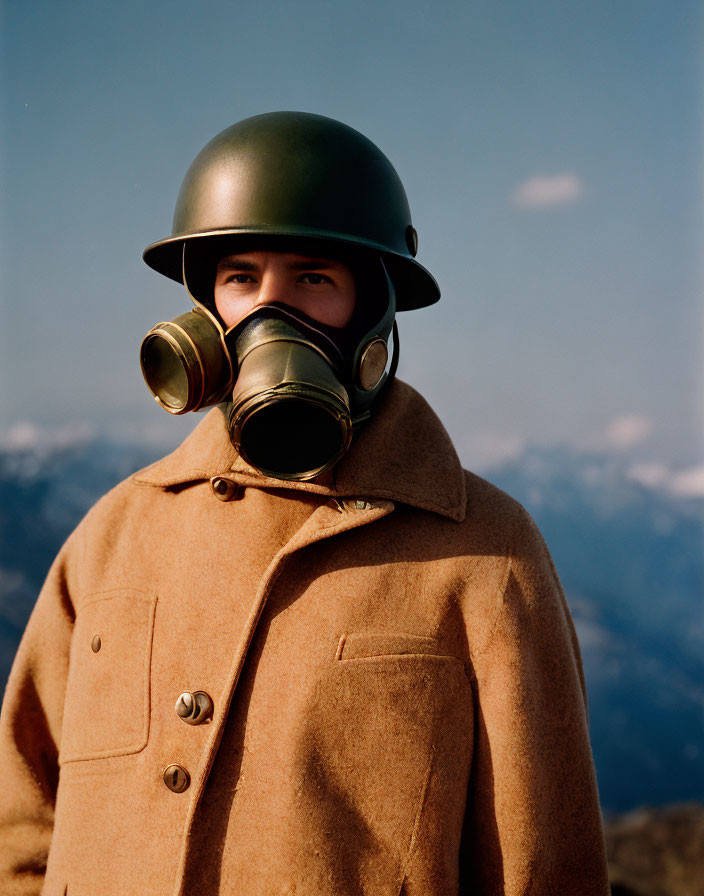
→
(216, 250, 348, 270)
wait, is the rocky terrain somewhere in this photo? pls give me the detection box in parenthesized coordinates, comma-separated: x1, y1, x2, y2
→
(606, 803, 704, 896)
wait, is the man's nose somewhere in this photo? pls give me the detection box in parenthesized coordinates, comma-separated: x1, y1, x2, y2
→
(254, 270, 289, 307)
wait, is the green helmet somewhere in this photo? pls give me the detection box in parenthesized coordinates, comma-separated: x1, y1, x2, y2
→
(142, 111, 439, 311)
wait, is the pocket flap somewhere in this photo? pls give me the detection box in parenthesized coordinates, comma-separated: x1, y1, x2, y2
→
(337, 631, 452, 661)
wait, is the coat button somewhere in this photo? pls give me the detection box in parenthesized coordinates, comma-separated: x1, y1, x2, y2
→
(175, 691, 214, 725)
(163, 764, 190, 793)
(347, 499, 373, 511)
(91, 635, 102, 653)
(210, 476, 240, 501)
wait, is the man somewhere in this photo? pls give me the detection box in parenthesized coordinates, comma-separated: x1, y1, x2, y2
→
(0, 112, 610, 894)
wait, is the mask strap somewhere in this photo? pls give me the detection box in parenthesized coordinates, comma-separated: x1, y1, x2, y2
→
(388, 319, 400, 383)
(182, 242, 198, 304)
(181, 241, 227, 334)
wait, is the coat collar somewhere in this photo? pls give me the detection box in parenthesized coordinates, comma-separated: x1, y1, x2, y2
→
(132, 379, 466, 521)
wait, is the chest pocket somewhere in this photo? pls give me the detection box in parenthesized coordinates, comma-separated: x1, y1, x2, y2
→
(336, 631, 459, 661)
(60, 590, 157, 764)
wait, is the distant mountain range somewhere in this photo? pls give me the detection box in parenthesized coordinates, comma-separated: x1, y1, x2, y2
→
(1, 426, 702, 812)
(487, 446, 704, 812)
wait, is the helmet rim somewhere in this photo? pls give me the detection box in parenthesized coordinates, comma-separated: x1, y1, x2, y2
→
(143, 227, 440, 312)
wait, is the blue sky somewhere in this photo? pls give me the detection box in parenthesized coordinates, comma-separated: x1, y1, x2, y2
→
(1, 0, 701, 473)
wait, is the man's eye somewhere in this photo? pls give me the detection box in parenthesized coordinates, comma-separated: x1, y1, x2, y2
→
(300, 273, 331, 285)
(226, 274, 255, 284)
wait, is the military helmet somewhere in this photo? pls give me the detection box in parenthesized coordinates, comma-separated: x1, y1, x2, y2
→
(142, 111, 440, 312)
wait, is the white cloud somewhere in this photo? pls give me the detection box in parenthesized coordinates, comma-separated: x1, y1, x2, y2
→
(1, 421, 95, 453)
(574, 618, 612, 651)
(3, 422, 42, 451)
(627, 462, 704, 499)
(670, 465, 704, 498)
(603, 414, 653, 451)
(627, 462, 670, 489)
(512, 172, 584, 209)
(459, 431, 525, 472)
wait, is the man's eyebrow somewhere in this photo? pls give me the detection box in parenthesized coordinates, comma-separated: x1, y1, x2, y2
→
(288, 259, 340, 270)
(217, 258, 259, 272)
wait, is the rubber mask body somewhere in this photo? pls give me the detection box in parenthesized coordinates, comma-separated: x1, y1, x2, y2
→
(226, 305, 356, 480)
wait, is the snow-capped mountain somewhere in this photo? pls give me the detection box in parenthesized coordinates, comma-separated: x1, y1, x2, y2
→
(1, 428, 702, 812)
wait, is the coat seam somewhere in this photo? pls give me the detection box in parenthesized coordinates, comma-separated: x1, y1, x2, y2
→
(468, 538, 515, 662)
(396, 744, 436, 893)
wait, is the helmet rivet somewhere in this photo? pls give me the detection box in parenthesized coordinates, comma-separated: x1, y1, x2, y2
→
(405, 225, 418, 257)
(357, 339, 389, 392)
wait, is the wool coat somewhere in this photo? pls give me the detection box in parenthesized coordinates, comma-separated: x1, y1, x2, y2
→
(0, 379, 609, 896)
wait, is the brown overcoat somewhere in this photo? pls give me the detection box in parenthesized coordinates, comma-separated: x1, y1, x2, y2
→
(0, 380, 609, 895)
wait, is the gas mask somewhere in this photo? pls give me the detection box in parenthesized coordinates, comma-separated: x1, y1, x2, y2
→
(140, 247, 398, 481)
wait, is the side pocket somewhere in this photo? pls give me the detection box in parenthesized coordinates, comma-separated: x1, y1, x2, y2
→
(60, 590, 157, 763)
